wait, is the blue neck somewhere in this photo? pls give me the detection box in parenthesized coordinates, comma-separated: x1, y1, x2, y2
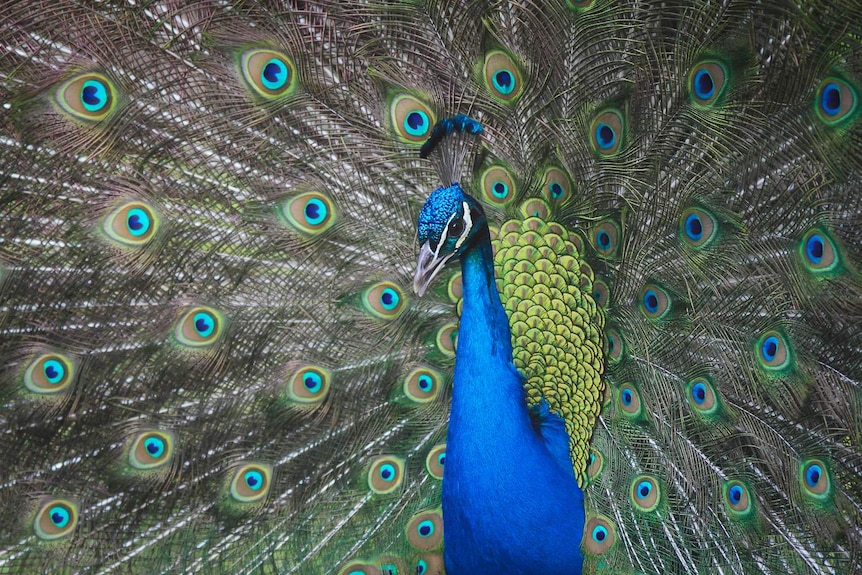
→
(442, 229, 585, 574)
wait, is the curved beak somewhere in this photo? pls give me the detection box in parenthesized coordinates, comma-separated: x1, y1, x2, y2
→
(413, 241, 455, 297)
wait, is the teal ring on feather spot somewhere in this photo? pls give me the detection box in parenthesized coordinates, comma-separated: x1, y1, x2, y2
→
(240, 49, 297, 99)
(587, 449, 604, 482)
(405, 110, 430, 138)
(143, 436, 164, 458)
(406, 510, 443, 550)
(175, 306, 224, 347)
(261, 58, 289, 91)
(25, 353, 75, 394)
(281, 191, 335, 235)
(303, 370, 323, 393)
(362, 282, 406, 320)
(631, 475, 660, 512)
(583, 516, 616, 554)
(56, 72, 117, 121)
(130, 431, 174, 470)
(81, 78, 109, 112)
(193, 311, 215, 338)
(287, 365, 331, 404)
(390, 94, 435, 142)
(591, 220, 620, 257)
(404, 367, 441, 403)
(229, 463, 271, 503)
(43, 359, 65, 385)
(103, 201, 159, 246)
(426, 444, 446, 479)
(542, 167, 571, 204)
(34, 499, 78, 540)
(483, 50, 523, 102)
(368, 456, 405, 494)
(303, 197, 327, 226)
(125, 207, 151, 237)
(480, 165, 517, 205)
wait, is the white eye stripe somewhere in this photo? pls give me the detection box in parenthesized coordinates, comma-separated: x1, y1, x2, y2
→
(454, 201, 473, 250)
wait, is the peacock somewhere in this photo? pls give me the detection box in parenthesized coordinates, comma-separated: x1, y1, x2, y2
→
(1, 0, 861, 573)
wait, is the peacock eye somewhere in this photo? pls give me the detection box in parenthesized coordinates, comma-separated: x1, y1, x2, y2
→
(448, 217, 465, 237)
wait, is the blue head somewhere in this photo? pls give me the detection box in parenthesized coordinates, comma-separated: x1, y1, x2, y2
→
(413, 183, 488, 296)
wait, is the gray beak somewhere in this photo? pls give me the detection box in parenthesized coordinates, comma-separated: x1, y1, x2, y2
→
(413, 241, 455, 297)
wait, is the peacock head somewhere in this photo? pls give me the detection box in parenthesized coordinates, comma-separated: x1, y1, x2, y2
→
(413, 183, 487, 296)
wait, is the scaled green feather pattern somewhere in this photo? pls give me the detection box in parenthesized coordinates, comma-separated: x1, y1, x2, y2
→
(493, 214, 606, 487)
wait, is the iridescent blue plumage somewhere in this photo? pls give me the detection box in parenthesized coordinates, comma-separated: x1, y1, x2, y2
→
(415, 182, 585, 573)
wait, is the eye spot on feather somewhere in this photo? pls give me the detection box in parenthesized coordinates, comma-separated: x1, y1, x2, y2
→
(25, 353, 75, 394)
(103, 201, 159, 246)
(686, 377, 719, 416)
(34, 499, 78, 540)
(605, 329, 624, 364)
(287, 365, 331, 404)
(436, 323, 457, 356)
(483, 50, 523, 102)
(406, 510, 443, 550)
(799, 227, 840, 275)
(404, 367, 441, 403)
(368, 456, 405, 494)
(800, 459, 831, 500)
(542, 167, 571, 204)
(586, 449, 604, 482)
(281, 192, 335, 235)
(229, 463, 271, 503)
(426, 444, 446, 479)
(175, 306, 224, 347)
(591, 279, 610, 309)
(688, 61, 728, 107)
(723, 480, 754, 519)
(56, 73, 116, 121)
(631, 475, 661, 512)
(679, 207, 717, 248)
(338, 562, 376, 575)
(362, 282, 406, 320)
(240, 49, 297, 99)
(129, 431, 173, 470)
(591, 220, 620, 258)
(816, 77, 858, 126)
(589, 110, 624, 156)
(639, 284, 670, 319)
(480, 166, 517, 205)
(390, 95, 435, 142)
(618, 384, 642, 418)
(519, 198, 550, 220)
(755, 330, 792, 372)
(583, 516, 616, 554)
(414, 554, 445, 575)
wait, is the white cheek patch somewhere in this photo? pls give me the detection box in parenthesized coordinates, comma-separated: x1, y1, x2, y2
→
(454, 201, 473, 250)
